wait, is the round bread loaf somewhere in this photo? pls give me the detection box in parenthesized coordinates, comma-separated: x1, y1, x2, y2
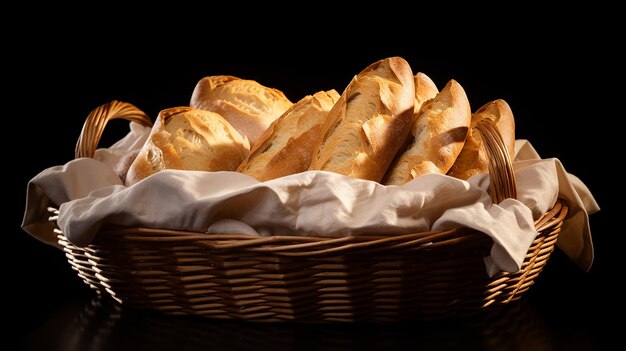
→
(308, 57, 416, 182)
(237, 90, 340, 181)
(190, 75, 293, 146)
(125, 107, 249, 185)
(447, 99, 516, 180)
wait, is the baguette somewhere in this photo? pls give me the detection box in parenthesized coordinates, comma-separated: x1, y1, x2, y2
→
(447, 99, 515, 180)
(413, 72, 439, 114)
(308, 57, 415, 182)
(126, 107, 248, 185)
(383, 80, 471, 185)
(237, 90, 340, 181)
(190, 75, 292, 146)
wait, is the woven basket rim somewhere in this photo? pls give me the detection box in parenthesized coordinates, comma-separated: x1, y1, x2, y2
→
(52, 200, 567, 256)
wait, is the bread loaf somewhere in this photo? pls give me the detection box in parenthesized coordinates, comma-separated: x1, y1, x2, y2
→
(237, 90, 340, 181)
(125, 107, 249, 185)
(413, 72, 439, 113)
(308, 57, 415, 182)
(190, 75, 293, 146)
(383, 80, 471, 185)
(447, 99, 515, 180)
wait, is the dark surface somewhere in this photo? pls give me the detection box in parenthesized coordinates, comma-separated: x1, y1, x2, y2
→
(8, 26, 619, 350)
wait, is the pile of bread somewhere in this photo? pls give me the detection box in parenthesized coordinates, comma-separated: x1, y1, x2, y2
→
(124, 57, 515, 186)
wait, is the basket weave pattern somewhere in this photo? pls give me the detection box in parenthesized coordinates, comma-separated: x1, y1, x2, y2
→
(51, 101, 567, 322)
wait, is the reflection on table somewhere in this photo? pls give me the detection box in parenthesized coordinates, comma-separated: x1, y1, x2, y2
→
(25, 294, 559, 351)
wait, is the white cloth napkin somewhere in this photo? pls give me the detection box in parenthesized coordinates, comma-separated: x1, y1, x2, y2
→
(22, 123, 599, 276)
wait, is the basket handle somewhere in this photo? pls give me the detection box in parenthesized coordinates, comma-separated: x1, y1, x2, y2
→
(75, 100, 152, 159)
(475, 118, 517, 203)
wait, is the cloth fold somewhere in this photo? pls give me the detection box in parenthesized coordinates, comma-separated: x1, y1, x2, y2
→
(22, 124, 599, 275)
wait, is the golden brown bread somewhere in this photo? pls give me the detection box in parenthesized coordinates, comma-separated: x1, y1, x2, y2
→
(308, 57, 415, 182)
(237, 90, 340, 181)
(413, 72, 439, 114)
(383, 80, 471, 185)
(190, 75, 293, 146)
(125, 107, 249, 185)
(447, 99, 516, 180)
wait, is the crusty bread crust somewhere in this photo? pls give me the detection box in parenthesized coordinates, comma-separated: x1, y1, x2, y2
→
(308, 57, 415, 182)
(237, 90, 340, 181)
(413, 72, 439, 114)
(447, 99, 515, 180)
(126, 107, 249, 185)
(383, 80, 471, 185)
(190, 76, 292, 146)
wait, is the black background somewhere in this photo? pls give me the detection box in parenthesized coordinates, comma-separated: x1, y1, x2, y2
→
(7, 18, 620, 350)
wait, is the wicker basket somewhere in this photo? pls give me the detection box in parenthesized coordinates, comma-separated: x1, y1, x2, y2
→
(51, 101, 567, 322)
